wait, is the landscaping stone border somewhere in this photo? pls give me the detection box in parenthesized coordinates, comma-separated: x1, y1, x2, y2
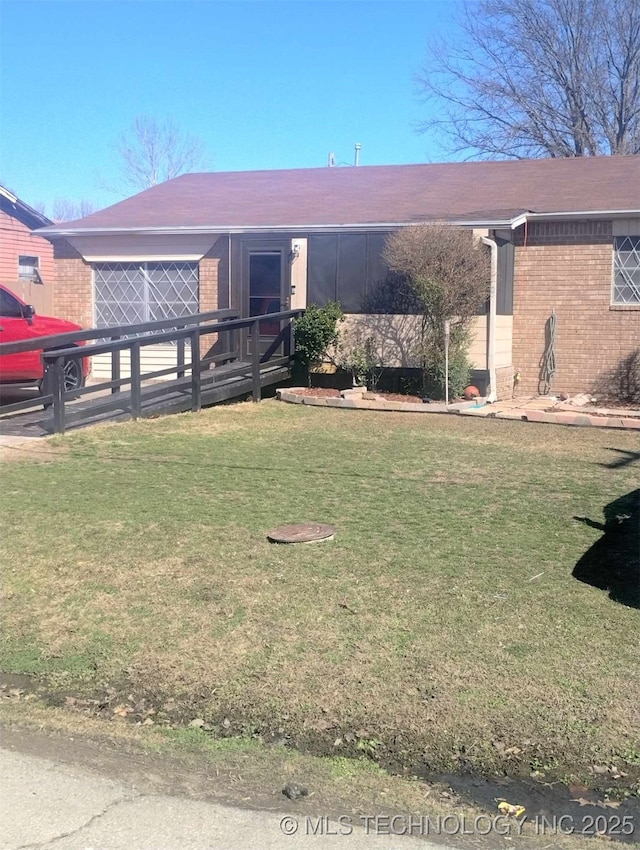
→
(276, 388, 640, 430)
(276, 388, 476, 414)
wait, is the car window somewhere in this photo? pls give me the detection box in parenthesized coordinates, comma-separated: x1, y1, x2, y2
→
(0, 289, 24, 318)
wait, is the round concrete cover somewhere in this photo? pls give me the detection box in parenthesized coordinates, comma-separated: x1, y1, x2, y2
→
(267, 522, 336, 544)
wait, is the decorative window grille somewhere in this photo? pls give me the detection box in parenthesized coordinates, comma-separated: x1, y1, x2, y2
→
(613, 237, 640, 305)
(93, 262, 199, 330)
(18, 255, 40, 281)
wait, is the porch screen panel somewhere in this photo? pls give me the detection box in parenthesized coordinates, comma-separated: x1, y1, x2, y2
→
(496, 236, 515, 315)
(94, 262, 199, 329)
(336, 234, 367, 312)
(307, 235, 338, 304)
(366, 233, 389, 294)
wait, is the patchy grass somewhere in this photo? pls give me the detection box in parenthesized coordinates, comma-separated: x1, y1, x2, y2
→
(1, 402, 639, 787)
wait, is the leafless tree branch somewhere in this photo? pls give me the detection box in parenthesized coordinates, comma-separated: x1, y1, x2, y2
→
(101, 116, 206, 195)
(50, 198, 96, 222)
(417, 0, 640, 158)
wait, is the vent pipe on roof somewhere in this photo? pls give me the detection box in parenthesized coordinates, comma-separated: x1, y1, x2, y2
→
(354, 143, 361, 166)
(328, 152, 336, 167)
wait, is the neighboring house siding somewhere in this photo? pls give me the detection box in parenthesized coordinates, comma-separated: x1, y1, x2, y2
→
(512, 221, 640, 396)
(0, 208, 54, 315)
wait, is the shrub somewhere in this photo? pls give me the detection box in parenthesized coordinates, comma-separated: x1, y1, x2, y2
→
(422, 341, 472, 400)
(293, 302, 344, 385)
(336, 335, 383, 390)
(383, 224, 489, 401)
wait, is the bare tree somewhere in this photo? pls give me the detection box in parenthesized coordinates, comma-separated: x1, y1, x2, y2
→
(105, 116, 205, 194)
(51, 198, 96, 222)
(384, 225, 490, 397)
(418, 0, 640, 158)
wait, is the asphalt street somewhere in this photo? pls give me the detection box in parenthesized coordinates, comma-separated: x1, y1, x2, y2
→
(1, 747, 446, 850)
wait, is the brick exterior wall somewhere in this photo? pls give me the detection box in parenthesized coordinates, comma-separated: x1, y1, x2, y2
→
(52, 239, 93, 328)
(199, 237, 227, 360)
(512, 221, 640, 396)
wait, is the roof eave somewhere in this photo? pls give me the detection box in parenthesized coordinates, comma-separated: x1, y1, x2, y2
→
(34, 217, 518, 239)
(0, 185, 54, 229)
(510, 209, 640, 229)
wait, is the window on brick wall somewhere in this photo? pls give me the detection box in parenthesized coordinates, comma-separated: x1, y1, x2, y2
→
(613, 237, 640, 305)
(93, 262, 199, 328)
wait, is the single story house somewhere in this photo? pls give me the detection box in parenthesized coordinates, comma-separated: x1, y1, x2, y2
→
(36, 157, 639, 399)
(1, 185, 55, 315)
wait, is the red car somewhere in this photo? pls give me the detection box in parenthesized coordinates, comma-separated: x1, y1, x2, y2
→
(0, 285, 89, 393)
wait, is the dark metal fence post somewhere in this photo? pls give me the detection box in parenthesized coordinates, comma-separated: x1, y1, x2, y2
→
(111, 336, 121, 395)
(285, 317, 293, 358)
(251, 320, 261, 402)
(130, 340, 141, 420)
(190, 329, 201, 412)
(51, 356, 66, 435)
(41, 357, 53, 400)
(177, 336, 186, 380)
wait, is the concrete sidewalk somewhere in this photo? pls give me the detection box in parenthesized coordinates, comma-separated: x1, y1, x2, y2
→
(0, 747, 444, 850)
(457, 395, 640, 429)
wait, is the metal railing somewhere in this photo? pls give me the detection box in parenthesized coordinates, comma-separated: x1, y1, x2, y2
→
(0, 308, 303, 434)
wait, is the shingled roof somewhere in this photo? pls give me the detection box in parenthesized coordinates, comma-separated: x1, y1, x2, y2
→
(38, 156, 640, 235)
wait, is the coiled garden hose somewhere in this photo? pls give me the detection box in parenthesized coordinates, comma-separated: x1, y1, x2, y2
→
(540, 310, 557, 395)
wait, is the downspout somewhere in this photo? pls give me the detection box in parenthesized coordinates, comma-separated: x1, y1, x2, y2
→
(480, 235, 498, 403)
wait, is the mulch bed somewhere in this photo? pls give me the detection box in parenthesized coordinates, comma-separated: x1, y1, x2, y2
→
(290, 388, 425, 404)
(292, 388, 341, 398)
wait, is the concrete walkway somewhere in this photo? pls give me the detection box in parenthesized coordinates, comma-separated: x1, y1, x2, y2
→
(458, 395, 640, 429)
(0, 747, 445, 850)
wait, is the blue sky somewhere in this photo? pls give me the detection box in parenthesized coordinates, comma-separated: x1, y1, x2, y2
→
(0, 0, 460, 213)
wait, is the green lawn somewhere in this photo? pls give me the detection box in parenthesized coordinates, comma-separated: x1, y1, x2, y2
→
(1, 401, 638, 782)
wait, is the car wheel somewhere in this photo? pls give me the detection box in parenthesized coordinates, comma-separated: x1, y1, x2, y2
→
(63, 358, 85, 393)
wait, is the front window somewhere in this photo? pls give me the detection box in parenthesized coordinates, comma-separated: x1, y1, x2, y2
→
(93, 262, 199, 328)
(613, 237, 640, 305)
(18, 255, 40, 281)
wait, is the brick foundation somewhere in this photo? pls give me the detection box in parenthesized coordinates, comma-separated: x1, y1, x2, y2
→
(512, 221, 640, 397)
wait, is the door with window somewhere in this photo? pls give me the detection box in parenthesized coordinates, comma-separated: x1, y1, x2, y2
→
(241, 241, 291, 358)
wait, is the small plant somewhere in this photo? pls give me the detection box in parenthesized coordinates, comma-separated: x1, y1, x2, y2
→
(356, 736, 383, 759)
(421, 331, 473, 399)
(293, 302, 343, 386)
(337, 335, 382, 390)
